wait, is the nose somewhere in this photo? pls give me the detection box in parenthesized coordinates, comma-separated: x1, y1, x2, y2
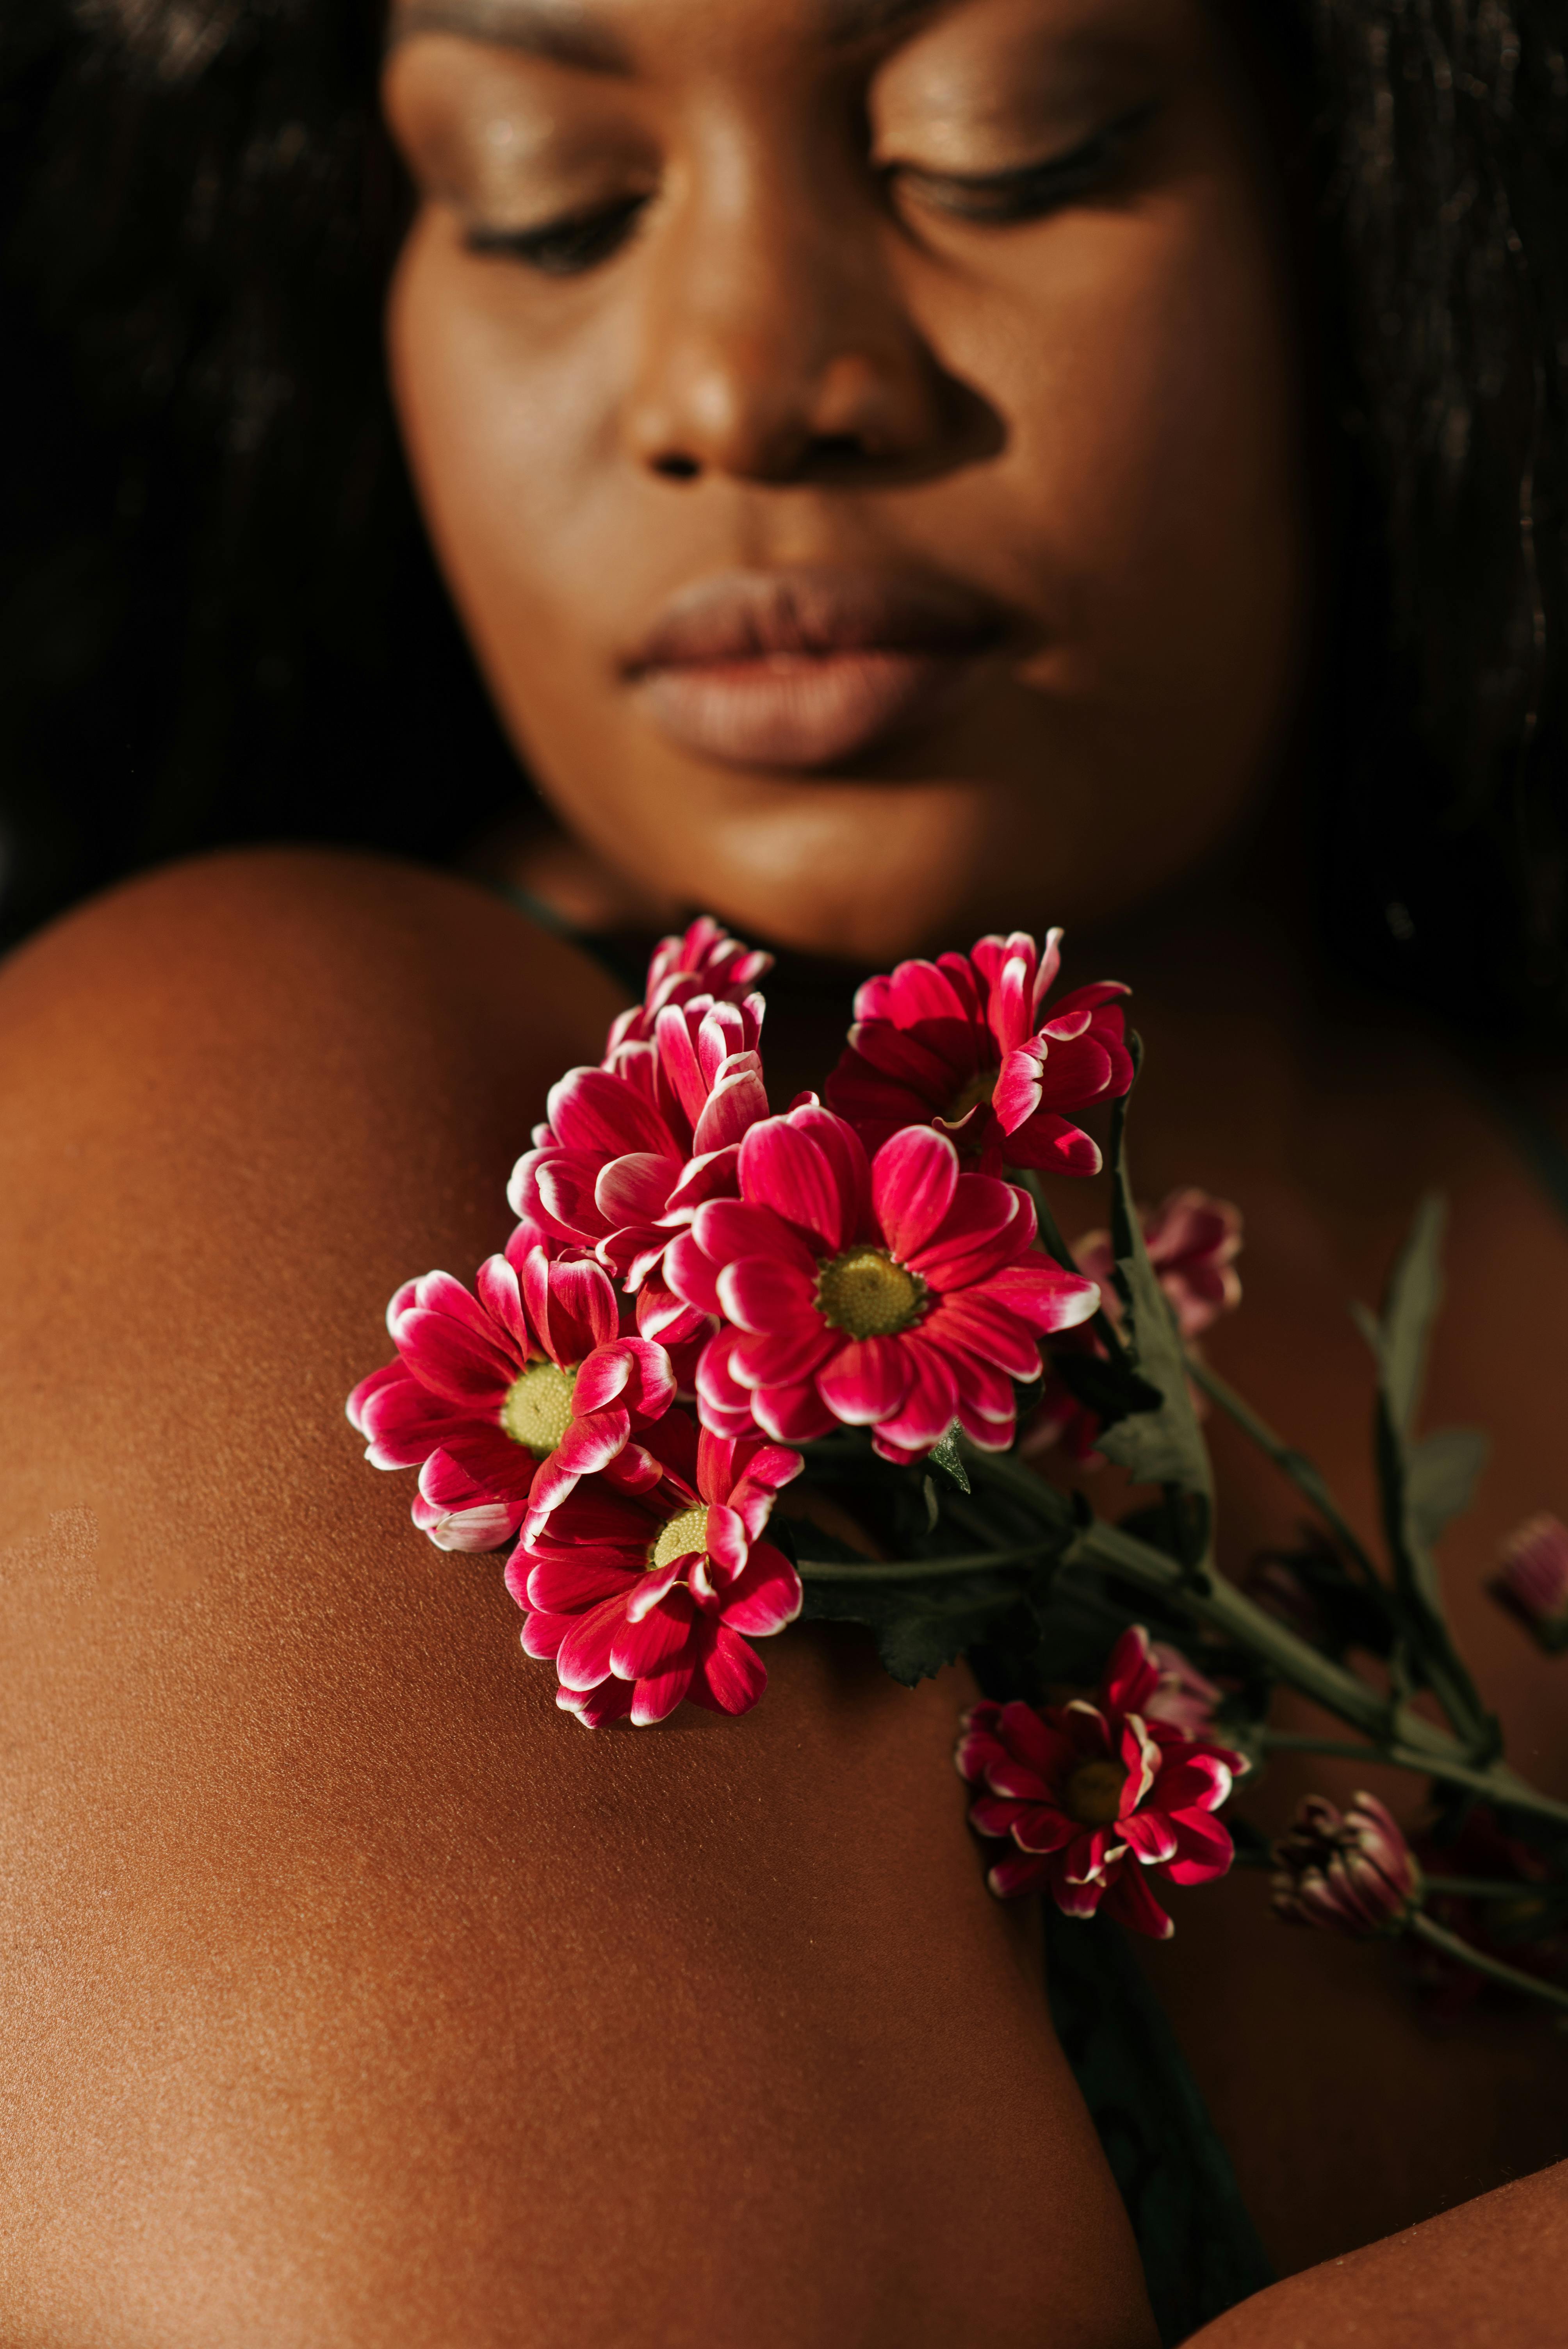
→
(622, 146, 950, 485)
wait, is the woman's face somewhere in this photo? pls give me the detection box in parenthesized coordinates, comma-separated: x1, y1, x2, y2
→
(383, 0, 1306, 961)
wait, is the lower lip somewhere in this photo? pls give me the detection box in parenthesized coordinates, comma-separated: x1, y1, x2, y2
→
(629, 647, 987, 771)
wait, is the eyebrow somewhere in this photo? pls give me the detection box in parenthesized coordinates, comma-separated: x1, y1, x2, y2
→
(388, 0, 634, 74)
(389, 0, 947, 71)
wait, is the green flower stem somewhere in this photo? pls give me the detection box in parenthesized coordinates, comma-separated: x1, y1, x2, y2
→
(1071, 1514, 1568, 1830)
(1184, 1355, 1384, 1588)
(1408, 1912, 1568, 2016)
(795, 1540, 1051, 1583)
(1421, 1876, 1557, 1902)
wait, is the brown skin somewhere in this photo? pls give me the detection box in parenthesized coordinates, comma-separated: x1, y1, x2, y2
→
(3, 0, 1568, 2338)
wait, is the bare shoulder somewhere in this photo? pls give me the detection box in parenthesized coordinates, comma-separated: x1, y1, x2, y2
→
(0, 851, 1148, 2349)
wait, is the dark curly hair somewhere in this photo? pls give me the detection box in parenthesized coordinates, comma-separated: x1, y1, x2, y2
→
(1, 0, 1564, 1031)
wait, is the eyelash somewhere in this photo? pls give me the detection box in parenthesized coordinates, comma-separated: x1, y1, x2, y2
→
(892, 100, 1158, 225)
(465, 194, 649, 276)
(461, 98, 1157, 280)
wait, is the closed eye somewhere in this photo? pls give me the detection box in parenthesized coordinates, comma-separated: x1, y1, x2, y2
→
(465, 192, 649, 276)
(891, 98, 1158, 226)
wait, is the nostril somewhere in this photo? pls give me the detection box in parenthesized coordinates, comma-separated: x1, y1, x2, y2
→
(652, 452, 701, 481)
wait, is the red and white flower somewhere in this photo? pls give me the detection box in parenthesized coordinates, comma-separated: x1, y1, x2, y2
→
(825, 928, 1132, 1176)
(510, 1410, 802, 1726)
(665, 1103, 1099, 1463)
(604, 915, 773, 1051)
(510, 991, 770, 1345)
(955, 1626, 1244, 1937)
(347, 1232, 675, 1552)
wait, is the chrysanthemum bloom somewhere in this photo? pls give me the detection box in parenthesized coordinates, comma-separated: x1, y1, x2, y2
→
(954, 1626, 1243, 1937)
(508, 1410, 802, 1726)
(1071, 1187, 1244, 1341)
(604, 915, 773, 1051)
(825, 928, 1132, 1176)
(665, 1103, 1099, 1462)
(510, 990, 770, 1345)
(347, 1235, 675, 1552)
(1490, 1513, 1568, 1653)
(1271, 1792, 1422, 1938)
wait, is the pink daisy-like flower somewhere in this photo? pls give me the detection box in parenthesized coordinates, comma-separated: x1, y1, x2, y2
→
(664, 1103, 1100, 1463)
(604, 915, 773, 1051)
(1271, 1792, 1422, 1939)
(508, 1408, 803, 1726)
(346, 1231, 675, 1552)
(1072, 1187, 1243, 1341)
(825, 928, 1132, 1177)
(510, 988, 770, 1346)
(954, 1626, 1244, 1938)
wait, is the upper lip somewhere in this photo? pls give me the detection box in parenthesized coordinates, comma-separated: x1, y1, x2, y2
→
(624, 565, 1010, 672)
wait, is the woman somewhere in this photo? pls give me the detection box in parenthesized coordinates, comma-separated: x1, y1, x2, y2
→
(1, 0, 1565, 2340)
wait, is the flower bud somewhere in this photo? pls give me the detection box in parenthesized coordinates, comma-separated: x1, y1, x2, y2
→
(1490, 1514, 1568, 1654)
(1271, 1791, 1422, 1938)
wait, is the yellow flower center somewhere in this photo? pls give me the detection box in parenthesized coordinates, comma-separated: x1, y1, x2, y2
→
(814, 1247, 928, 1340)
(650, 1504, 710, 1571)
(946, 1066, 1000, 1125)
(1064, 1759, 1128, 1827)
(500, 1360, 578, 1457)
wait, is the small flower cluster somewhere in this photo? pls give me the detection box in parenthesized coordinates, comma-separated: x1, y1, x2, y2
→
(349, 918, 1129, 1728)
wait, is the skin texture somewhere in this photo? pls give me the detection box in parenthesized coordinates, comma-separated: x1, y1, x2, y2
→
(5, 0, 1568, 2339)
(0, 854, 1156, 2349)
(383, 0, 1306, 961)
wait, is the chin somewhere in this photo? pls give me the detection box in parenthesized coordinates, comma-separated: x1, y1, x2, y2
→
(691, 783, 1032, 967)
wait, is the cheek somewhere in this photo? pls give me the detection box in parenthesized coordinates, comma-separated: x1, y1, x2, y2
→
(387, 215, 631, 707)
(963, 179, 1304, 724)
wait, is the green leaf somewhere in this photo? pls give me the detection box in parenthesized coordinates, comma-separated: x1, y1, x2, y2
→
(1360, 1192, 1447, 1437)
(800, 1570, 1032, 1686)
(927, 1426, 971, 1493)
(1045, 1344, 1164, 1429)
(1354, 1193, 1493, 1750)
(1091, 1040, 1214, 1515)
(1406, 1426, 1491, 1551)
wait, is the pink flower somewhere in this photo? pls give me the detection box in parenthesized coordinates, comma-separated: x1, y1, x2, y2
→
(1072, 1187, 1243, 1341)
(955, 1626, 1243, 1938)
(1490, 1513, 1568, 1653)
(346, 1233, 675, 1552)
(825, 928, 1132, 1177)
(1271, 1792, 1422, 1938)
(1144, 1641, 1228, 1739)
(508, 1410, 803, 1726)
(604, 916, 773, 1050)
(510, 990, 770, 1346)
(664, 1103, 1100, 1463)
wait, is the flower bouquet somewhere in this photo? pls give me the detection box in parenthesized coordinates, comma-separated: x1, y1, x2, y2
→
(348, 918, 1568, 2016)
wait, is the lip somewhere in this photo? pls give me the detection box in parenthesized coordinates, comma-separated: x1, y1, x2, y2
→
(623, 567, 1008, 771)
